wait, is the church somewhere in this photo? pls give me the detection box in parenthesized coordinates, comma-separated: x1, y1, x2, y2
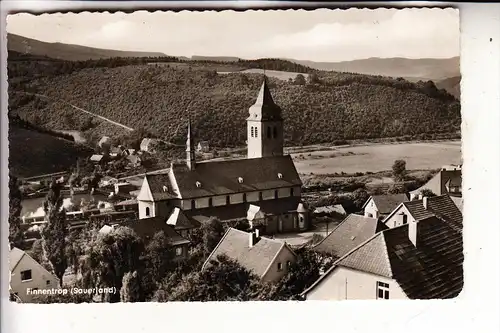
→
(136, 78, 309, 235)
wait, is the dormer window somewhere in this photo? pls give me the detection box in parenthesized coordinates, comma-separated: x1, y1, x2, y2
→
(162, 185, 168, 192)
(278, 173, 283, 179)
(196, 181, 202, 188)
(238, 177, 244, 184)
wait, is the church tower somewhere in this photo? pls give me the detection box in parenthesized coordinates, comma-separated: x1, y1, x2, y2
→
(247, 77, 284, 159)
(186, 120, 196, 170)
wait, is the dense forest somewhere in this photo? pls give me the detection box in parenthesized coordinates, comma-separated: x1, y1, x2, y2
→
(8, 55, 461, 148)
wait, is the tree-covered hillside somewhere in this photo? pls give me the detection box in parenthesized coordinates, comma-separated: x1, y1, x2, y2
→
(8, 58, 461, 148)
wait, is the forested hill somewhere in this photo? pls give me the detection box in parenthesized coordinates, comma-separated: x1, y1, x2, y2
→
(8, 57, 461, 148)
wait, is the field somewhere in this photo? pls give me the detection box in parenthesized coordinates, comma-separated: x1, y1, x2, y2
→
(219, 68, 310, 81)
(292, 140, 461, 175)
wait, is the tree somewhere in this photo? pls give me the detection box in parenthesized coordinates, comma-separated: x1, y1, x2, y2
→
(121, 271, 143, 302)
(392, 159, 407, 181)
(8, 174, 24, 249)
(308, 72, 320, 85)
(351, 188, 369, 210)
(202, 217, 225, 255)
(294, 74, 306, 85)
(78, 226, 144, 302)
(420, 189, 437, 197)
(41, 180, 68, 286)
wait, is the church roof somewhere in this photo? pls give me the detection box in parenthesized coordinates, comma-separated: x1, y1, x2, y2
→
(170, 155, 301, 199)
(247, 78, 283, 121)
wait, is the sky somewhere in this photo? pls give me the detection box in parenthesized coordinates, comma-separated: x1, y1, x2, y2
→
(6, 8, 459, 62)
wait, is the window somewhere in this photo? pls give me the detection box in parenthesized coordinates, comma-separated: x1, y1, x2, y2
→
(376, 281, 390, 299)
(226, 196, 230, 205)
(191, 200, 196, 209)
(258, 192, 263, 201)
(267, 126, 271, 139)
(277, 173, 283, 179)
(287, 261, 292, 268)
(20, 270, 32, 282)
(208, 197, 213, 207)
(274, 190, 279, 199)
(273, 126, 278, 138)
(251, 127, 254, 138)
(175, 247, 183, 256)
(46, 280, 50, 286)
(145, 207, 150, 217)
(277, 263, 283, 271)
(243, 193, 247, 202)
(255, 127, 258, 137)
(402, 214, 408, 225)
(299, 216, 304, 223)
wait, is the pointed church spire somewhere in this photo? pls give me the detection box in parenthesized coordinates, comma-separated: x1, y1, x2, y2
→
(248, 76, 282, 121)
(186, 119, 195, 170)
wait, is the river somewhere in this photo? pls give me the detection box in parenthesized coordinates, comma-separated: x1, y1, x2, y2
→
(21, 192, 110, 217)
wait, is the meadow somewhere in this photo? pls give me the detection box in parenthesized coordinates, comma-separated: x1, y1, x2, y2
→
(292, 140, 461, 175)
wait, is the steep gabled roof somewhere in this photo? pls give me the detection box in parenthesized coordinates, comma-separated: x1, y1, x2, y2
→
(9, 247, 26, 272)
(314, 214, 385, 259)
(202, 228, 294, 278)
(170, 155, 301, 199)
(404, 195, 463, 231)
(365, 194, 409, 214)
(144, 173, 176, 201)
(304, 215, 463, 299)
(247, 78, 283, 121)
(166, 207, 201, 230)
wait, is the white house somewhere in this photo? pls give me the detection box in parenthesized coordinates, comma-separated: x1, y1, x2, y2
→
(9, 247, 59, 303)
(362, 194, 408, 220)
(303, 215, 463, 300)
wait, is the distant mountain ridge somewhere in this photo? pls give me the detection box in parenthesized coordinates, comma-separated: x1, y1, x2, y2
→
(7, 33, 459, 82)
(7, 33, 167, 61)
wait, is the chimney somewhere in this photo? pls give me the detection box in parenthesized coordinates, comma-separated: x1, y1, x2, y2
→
(255, 228, 260, 239)
(409, 220, 419, 247)
(422, 196, 428, 210)
(249, 230, 260, 247)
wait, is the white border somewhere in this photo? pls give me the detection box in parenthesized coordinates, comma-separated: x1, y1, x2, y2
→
(1, 2, 499, 333)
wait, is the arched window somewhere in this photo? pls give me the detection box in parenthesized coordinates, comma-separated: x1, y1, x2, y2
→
(208, 197, 213, 207)
(290, 188, 294, 196)
(243, 193, 247, 202)
(255, 127, 258, 138)
(226, 196, 230, 205)
(267, 126, 271, 139)
(274, 190, 279, 199)
(273, 126, 278, 138)
(258, 192, 263, 201)
(251, 127, 254, 138)
(145, 207, 150, 217)
(191, 199, 196, 209)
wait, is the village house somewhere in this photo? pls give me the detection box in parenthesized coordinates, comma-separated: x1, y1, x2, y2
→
(313, 214, 387, 260)
(409, 167, 462, 200)
(136, 79, 309, 234)
(202, 228, 297, 283)
(197, 141, 210, 153)
(140, 138, 160, 154)
(302, 215, 463, 300)
(362, 194, 409, 220)
(89, 154, 104, 164)
(114, 198, 139, 212)
(382, 194, 462, 230)
(114, 182, 137, 196)
(9, 247, 59, 303)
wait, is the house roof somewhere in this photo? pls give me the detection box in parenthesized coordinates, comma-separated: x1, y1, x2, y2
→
(403, 195, 463, 231)
(9, 247, 26, 271)
(247, 78, 282, 121)
(450, 196, 464, 213)
(166, 207, 201, 230)
(364, 194, 409, 214)
(144, 173, 177, 201)
(410, 170, 462, 196)
(305, 215, 463, 299)
(140, 138, 159, 149)
(185, 197, 302, 223)
(313, 214, 386, 258)
(170, 155, 301, 199)
(115, 198, 138, 206)
(203, 228, 295, 278)
(90, 154, 104, 162)
(314, 204, 346, 215)
(123, 217, 190, 246)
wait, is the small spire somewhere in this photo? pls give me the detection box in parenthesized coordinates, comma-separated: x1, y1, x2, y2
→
(186, 119, 193, 152)
(186, 120, 195, 170)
